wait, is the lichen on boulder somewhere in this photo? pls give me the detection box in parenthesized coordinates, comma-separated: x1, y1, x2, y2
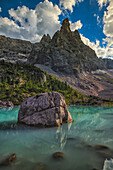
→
(18, 92, 72, 127)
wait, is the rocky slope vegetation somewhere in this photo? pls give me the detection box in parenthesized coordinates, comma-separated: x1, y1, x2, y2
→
(0, 61, 112, 106)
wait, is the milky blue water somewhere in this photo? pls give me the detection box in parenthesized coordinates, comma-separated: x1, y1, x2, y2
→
(0, 106, 113, 170)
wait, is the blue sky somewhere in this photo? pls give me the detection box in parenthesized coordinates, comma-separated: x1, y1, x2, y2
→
(0, 0, 113, 58)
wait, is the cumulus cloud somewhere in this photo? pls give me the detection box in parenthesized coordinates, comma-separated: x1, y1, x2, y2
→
(102, 0, 113, 57)
(0, 0, 61, 42)
(35, 0, 61, 36)
(97, 0, 109, 8)
(59, 0, 83, 13)
(81, 34, 113, 59)
(103, 0, 113, 38)
(81, 0, 113, 59)
(81, 34, 102, 57)
(0, 7, 2, 12)
(70, 20, 83, 31)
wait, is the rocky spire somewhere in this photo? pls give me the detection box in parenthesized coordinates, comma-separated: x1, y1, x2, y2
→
(40, 34, 51, 43)
(73, 30, 81, 40)
(61, 18, 71, 33)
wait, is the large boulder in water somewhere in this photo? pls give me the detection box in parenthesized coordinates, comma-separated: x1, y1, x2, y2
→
(18, 92, 72, 127)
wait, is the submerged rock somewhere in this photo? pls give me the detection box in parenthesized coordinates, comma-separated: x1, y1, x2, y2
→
(94, 145, 110, 150)
(18, 92, 72, 127)
(0, 153, 16, 166)
(52, 152, 65, 160)
(34, 162, 49, 170)
(87, 144, 113, 160)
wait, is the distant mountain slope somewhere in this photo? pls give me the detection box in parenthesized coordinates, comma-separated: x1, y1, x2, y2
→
(103, 58, 113, 69)
(0, 35, 32, 63)
(33, 64, 113, 100)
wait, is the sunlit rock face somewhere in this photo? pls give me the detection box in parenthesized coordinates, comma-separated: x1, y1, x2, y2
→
(0, 35, 32, 63)
(18, 92, 72, 127)
(28, 18, 105, 76)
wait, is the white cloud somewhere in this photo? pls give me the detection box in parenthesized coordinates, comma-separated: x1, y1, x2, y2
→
(103, 0, 113, 38)
(81, 34, 113, 59)
(97, 0, 109, 8)
(35, 0, 61, 36)
(59, 0, 83, 13)
(102, 0, 113, 57)
(0, 0, 61, 42)
(70, 20, 83, 31)
(97, 15, 101, 25)
(84, 0, 113, 59)
(0, 7, 2, 12)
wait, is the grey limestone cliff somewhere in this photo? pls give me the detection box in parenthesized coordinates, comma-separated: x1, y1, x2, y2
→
(0, 35, 32, 63)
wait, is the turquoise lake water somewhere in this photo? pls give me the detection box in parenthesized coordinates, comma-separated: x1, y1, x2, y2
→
(0, 106, 113, 170)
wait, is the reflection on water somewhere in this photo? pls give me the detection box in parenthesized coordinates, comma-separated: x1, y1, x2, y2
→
(0, 106, 113, 170)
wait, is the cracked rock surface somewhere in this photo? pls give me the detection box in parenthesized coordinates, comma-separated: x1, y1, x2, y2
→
(18, 92, 72, 127)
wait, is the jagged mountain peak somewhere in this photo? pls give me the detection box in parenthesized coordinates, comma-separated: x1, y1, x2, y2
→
(61, 18, 71, 33)
(73, 30, 81, 39)
(40, 34, 51, 43)
(52, 18, 82, 45)
(28, 18, 105, 75)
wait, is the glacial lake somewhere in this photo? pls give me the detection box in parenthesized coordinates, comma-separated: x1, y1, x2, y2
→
(0, 106, 113, 170)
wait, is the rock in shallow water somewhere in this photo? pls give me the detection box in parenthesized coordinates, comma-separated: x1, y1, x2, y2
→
(18, 92, 72, 127)
(52, 152, 65, 160)
(0, 153, 16, 166)
(34, 162, 49, 170)
(94, 145, 110, 150)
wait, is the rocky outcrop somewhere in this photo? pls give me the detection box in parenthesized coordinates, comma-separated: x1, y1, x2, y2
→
(0, 100, 14, 107)
(103, 58, 113, 69)
(52, 152, 65, 160)
(28, 18, 105, 76)
(18, 92, 72, 127)
(0, 35, 32, 63)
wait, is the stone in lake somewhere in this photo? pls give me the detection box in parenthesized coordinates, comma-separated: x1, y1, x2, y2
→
(52, 152, 65, 160)
(18, 92, 72, 127)
(0, 100, 14, 107)
(0, 153, 16, 166)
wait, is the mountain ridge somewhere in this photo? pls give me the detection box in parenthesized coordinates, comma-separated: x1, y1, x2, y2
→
(28, 18, 105, 75)
(0, 18, 109, 74)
